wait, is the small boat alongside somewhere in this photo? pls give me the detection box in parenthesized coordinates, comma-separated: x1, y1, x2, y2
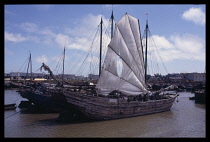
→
(194, 90, 205, 104)
(5, 103, 16, 110)
(188, 90, 205, 104)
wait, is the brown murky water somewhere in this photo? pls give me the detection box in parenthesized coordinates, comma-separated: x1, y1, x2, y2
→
(4, 89, 206, 138)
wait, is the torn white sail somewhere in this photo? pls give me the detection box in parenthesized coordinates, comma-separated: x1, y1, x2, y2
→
(96, 13, 149, 96)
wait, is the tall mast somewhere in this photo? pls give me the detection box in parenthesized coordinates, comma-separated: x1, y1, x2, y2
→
(145, 15, 148, 82)
(62, 41, 66, 87)
(111, 10, 114, 38)
(138, 19, 144, 64)
(30, 52, 32, 81)
(26, 52, 31, 81)
(99, 17, 103, 77)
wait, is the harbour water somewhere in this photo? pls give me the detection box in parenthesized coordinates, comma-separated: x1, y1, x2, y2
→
(4, 89, 206, 138)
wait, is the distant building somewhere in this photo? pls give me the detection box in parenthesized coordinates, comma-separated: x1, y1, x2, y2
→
(9, 72, 27, 80)
(186, 73, 206, 82)
(88, 74, 99, 80)
(33, 73, 45, 78)
(5, 71, 205, 83)
(166, 72, 205, 83)
(56, 74, 76, 80)
(75, 75, 86, 80)
(169, 77, 184, 83)
(5, 72, 49, 80)
(148, 76, 160, 82)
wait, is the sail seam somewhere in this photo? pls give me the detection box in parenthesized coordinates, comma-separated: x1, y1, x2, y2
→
(103, 67, 142, 92)
(107, 45, 145, 90)
(97, 13, 149, 95)
(115, 18, 144, 86)
(127, 15, 146, 88)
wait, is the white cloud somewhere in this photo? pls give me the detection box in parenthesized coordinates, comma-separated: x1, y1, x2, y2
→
(182, 7, 205, 25)
(170, 34, 204, 54)
(5, 32, 27, 42)
(66, 13, 109, 37)
(5, 31, 40, 43)
(20, 22, 56, 38)
(20, 22, 39, 32)
(55, 34, 71, 48)
(19, 22, 56, 45)
(35, 55, 48, 63)
(148, 35, 174, 50)
(62, 14, 110, 52)
(7, 13, 111, 51)
(147, 34, 205, 62)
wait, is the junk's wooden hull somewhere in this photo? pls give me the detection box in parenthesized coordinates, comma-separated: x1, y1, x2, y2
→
(61, 90, 177, 120)
(18, 87, 177, 120)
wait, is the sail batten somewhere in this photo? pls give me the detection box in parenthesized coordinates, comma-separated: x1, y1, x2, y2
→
(106, 45, 147, 91)
(101, 65, 146, 93)
(128, 16, 146, 86)
(96, 13, 149, 96)
(116, 18, 146, 88)
(108, 26, 145, 88)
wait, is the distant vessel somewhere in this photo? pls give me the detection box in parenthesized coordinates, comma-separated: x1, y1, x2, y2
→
(18, 60, 68, 111)
(194, 90, 205, 104)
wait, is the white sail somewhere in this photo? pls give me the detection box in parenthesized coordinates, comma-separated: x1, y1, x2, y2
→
(96, 13, 149, 96)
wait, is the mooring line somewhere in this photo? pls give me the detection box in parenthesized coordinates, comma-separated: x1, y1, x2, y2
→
(4, 110, 21, 119)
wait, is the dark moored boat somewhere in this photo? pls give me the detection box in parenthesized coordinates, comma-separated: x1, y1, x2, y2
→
(194, 90, 205, 104)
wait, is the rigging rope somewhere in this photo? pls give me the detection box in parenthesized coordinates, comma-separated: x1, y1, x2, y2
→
(4, 110, 21, 119)
(47, 17, 113, 78)
(52, 51, 64, 75)
(64, 24, 100, 76)
(148, 29, 168, 75)
(66, 19, 111, 77)
(141, 27, 168, 76)
(5, 93, 23, 119)
(17, 55, 30, 74)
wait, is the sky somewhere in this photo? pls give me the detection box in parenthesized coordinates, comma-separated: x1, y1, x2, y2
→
(4, 4, 206, 76)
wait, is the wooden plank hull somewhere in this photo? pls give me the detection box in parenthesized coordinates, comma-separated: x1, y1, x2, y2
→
(61, 91, 177, 120)
(18, 87, 177, 120)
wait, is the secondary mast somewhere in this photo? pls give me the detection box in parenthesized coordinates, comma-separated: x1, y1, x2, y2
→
(111, 10, 114, 38)
(62, 40, 66, 87)
(26, 52, 33, 81)
(145, 14, 148, 83)
(30, 52, 32, 81)
(99, 17, 103, 77)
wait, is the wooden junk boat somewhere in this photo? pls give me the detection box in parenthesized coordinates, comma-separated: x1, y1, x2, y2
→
(18, 13, 178, 120)
(54, 13, 178, 120)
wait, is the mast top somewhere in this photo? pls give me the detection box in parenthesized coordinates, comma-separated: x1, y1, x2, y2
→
(100, 17, 103, 24)
(145, 13, 148, 28)
(111, 10, 114, 19)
